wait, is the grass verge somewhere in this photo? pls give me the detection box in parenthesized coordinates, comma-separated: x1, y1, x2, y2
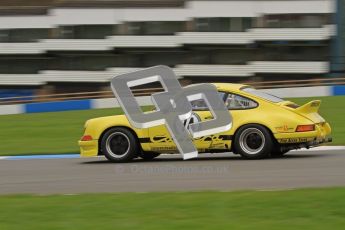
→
(0, 107, 129, 155)
(0, 96, 344, 156)
(0, 187, 345, 230)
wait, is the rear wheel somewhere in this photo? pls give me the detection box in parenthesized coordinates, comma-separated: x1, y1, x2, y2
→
(234, 124, 273, 159)
(101, 127, 139, 163)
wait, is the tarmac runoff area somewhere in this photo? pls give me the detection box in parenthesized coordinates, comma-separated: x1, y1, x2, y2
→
(0, 146, 344, 194)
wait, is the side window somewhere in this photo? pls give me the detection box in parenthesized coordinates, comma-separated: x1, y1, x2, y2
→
(190, 92, 225, 110)
(226, 93, 258, 110)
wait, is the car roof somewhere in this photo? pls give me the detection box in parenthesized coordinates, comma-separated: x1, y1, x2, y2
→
(211, 83, 250, 93)
(188, 83, 249, 93)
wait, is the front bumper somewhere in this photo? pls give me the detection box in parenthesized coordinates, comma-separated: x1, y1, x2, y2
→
(78, 140, 98, 157)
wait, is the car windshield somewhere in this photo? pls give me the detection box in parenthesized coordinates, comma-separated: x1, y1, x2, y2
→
(241, 87, 284, 103)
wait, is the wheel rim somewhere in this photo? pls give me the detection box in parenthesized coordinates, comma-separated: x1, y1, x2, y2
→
(106, 132, 130, 158)
(239, 128, 265, 155)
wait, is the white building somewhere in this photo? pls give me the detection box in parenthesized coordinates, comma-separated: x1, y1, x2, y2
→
(0, 0, 336, 94)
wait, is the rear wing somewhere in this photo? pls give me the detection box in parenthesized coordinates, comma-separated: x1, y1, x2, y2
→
(295, 100, 321, 114)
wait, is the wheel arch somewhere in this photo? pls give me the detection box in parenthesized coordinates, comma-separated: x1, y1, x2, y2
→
(98, 126, 141, 155)
(231, 122, 277, 151)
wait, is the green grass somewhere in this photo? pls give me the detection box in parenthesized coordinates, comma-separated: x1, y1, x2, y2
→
(0, 106, 152, 156)
(287, 96, 345, 145)
(0, 96, 344, 156)
(0, 187, 345, 230)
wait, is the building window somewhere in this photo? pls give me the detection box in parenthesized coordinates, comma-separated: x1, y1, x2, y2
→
(58, 25, 115, 39)
(126, 21, 184, 35)
(195, 18, 252, 32)
(0, 30, 9, 42)
(0, 29, 49, 42)
(263, 14, 328, 28)
(257, 45, 328, 61)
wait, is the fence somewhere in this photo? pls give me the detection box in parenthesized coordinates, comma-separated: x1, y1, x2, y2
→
(1, 77, 345, 105)
(0, 79, 345, 115)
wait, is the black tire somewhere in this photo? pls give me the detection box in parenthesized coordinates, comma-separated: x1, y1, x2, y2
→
(233, 124, 273, 159)
(139, 152, 161, 161)
(101, 127, 139, 163)
(272, 148, 289, 157)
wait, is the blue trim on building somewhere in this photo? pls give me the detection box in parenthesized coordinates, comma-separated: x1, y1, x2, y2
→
(25, 99, 92, 113)
(332, 85, 345, 96)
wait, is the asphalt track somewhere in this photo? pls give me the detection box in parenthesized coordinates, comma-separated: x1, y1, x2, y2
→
(0, 149, 345, 194)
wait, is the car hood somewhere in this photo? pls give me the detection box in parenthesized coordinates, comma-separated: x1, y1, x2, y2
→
(85, 114, 129, 127)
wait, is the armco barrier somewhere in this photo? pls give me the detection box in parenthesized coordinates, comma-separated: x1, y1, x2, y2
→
(333, 85, 345, 96)
(0, 86, 344, 116)
(262, 85, 333, 98)
(25, 99, 92, 113)
(0, 104, 24, 115)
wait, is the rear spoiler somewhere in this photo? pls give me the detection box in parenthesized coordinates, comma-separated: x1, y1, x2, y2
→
(295, 100, 321, 114)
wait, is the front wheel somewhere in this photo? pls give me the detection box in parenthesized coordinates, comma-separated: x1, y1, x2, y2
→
(233, 124, 273, 159)
(101, 127, 139, 163)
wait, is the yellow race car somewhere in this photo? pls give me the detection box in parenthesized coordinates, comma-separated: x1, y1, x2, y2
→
(79, 83, 332, 162)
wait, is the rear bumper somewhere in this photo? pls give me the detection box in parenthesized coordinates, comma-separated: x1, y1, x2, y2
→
(78, 140, 98, 157)
(276, 136, 332, 152)
(306, 136, 332, 147)
(274, 130, 332, 151)
(275, 134, 332, 145)
(274, 122, 331, 146)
